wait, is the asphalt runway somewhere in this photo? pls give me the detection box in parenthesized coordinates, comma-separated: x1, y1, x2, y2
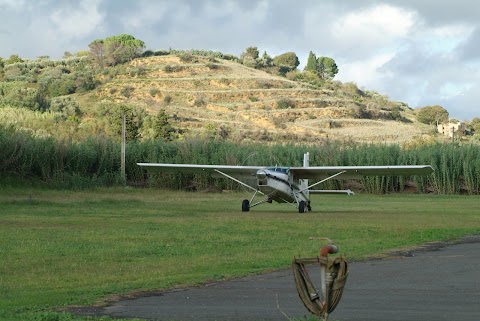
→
(90, 237, 480, 321)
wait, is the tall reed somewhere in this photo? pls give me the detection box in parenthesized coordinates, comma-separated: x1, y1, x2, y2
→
(1, 125, 479, 194)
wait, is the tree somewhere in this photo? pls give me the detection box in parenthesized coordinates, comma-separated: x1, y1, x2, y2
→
(0, 82, 47, 111)
(258, 51, 273, 68)
(273, 52, 300, 71)
(317, 56, 339, 80)
(303, 52, 339, 80)
(109, 104, 146, 141)
(304, 51, 317, 73)
(241, 46, 259, 60)
(240, 46, 260, 68)
(416, 105, 449, 125)
(469, 117, 480, 134)
(153, 109, 175, 141)
(89, 34, 145, 67)
(50, 96, 81, 119)
(5, 54, 23, 65)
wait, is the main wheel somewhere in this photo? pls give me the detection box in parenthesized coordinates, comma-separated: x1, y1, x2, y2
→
(242, 199, 250, 212)
(298, 200, 306, 213)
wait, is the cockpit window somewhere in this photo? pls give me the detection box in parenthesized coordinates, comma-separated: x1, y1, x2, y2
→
(266, 167, 289, 174)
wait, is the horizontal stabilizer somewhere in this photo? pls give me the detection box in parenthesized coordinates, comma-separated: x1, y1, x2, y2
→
(309, 189, 355, 195)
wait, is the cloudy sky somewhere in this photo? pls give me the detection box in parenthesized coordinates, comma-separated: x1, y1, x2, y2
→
(1, 0, 478, 120)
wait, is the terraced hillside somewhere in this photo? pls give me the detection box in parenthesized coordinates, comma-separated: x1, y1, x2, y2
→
(94, 55, 431, 144)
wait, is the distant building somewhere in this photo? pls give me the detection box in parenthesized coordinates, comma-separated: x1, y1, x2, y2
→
(437, 121, 466, 138)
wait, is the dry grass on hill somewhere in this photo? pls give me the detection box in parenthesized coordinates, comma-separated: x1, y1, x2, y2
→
(95, 55, 431, 144)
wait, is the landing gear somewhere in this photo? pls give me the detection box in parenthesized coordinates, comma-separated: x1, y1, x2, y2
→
(298, 200, 307, 213)
(242, 199, 250, 212)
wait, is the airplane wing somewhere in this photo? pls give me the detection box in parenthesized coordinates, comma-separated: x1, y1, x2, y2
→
(138, 163, 433, 180)
(137, 163, 263, 179)
(289, 165, 434, 180)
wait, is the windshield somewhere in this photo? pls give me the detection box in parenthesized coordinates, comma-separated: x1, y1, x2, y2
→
(266, 167, 289, 174)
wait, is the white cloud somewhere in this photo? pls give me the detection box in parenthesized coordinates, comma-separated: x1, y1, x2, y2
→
(414, 23, 475, 55)
(121, 2, 168, 29)
(0, 0, 26, 10)
(444, 82, 480, 120)
(333, 4, 415, 39)
(336, 52, 396, 88)
(49, 0, 104, 38)
(330, 4, 416, 56)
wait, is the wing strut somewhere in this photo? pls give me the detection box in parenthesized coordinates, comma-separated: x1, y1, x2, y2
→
(213, 169, 265, 195)
(297, 171, 347, 194)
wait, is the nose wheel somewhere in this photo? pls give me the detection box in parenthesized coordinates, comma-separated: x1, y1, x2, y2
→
(298, 200, 307, 213)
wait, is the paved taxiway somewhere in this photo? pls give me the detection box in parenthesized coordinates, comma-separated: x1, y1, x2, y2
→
(95, 237, 479, 321)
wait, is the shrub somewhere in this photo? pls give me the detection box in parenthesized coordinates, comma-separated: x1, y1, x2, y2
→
(206, 62, 220, 70)
(219, 78, 231, 86)
(50, 96, 81, 119)
(163, 95, 172, 104)
(0, 82, 46, 111)
(179, 53, 197, 63)
(342, 82, 363, 98)
(50, 76, 76, 96)
(242, 56, 258, 69)
(193, 96, 207, 107)
(286, 70, 302, 81)
(142, 50, 155, 57)
(276, 98, 295, 109)
(120, 86, 134, 98)
(256, 80, 273, 89)
(149, 87, 159, 97)
(163, 64, 183, 73)
(154, 50, 170, 56)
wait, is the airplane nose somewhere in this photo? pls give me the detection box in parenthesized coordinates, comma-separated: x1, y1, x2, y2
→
(256, 170, 267, 179)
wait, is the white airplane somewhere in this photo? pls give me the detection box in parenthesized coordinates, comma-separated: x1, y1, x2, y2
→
(137, 153, 433, 213)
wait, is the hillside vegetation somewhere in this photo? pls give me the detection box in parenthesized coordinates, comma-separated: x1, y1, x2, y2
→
(0, 47, 435, 144)
(96, 54, 431, 144)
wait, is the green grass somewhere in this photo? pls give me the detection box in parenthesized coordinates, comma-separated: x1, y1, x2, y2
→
(0, 187, 479, 320)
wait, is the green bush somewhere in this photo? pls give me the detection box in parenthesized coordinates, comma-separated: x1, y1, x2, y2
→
(120, 86, 134, 98)
(276, 98, 295, 109)
(178, 53, 197, 63)
(149, 87, 159, 97)
(163, 64, 184, 73)
(0, 82, 46, 111)
(50, 96, 81, 119)
(163, 95, 172, 104)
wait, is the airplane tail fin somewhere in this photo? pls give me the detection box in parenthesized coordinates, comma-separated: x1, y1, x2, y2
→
(301, 153, 309, 196)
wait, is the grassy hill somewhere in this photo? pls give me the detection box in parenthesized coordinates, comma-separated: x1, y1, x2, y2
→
(94, 54, 432, 144)
(1, 53, 434, 144)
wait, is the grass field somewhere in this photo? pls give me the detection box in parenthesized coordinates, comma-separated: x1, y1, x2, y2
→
(0, 187, 479, 321)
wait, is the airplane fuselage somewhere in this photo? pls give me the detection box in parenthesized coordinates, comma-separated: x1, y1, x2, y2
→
(256, 167, 309, 204)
